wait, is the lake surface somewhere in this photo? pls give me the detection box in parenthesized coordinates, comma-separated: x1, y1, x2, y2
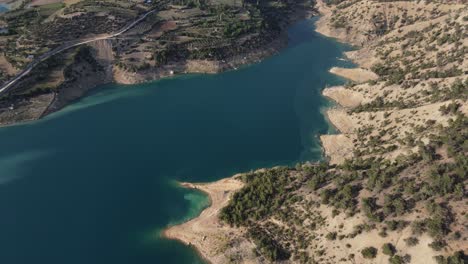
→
(0, 19, 351, 264)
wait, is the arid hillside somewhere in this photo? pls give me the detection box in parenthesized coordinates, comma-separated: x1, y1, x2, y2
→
(167, 0, 468, 263)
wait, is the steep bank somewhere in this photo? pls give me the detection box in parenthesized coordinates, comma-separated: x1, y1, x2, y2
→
(163, 178, 255, 264)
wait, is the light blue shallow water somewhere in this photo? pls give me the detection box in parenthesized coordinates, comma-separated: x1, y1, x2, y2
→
(0, 19, 352, 264)
(0, 4, 9, 13)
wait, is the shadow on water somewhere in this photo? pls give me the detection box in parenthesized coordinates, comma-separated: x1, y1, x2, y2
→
(0, 18, 352, 264)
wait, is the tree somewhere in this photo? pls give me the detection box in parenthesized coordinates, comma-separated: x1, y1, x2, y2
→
(389, 255, 409, 264)
(404, 237, 419, 247)
(434, 251, 466, 264)
(361, 247, 378, 259)
(429, 240, 446, 251)
(326, 232, 337, 241)
(382, 243, 396, 256)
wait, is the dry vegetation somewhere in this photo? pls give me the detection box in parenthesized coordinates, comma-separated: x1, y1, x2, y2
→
(168, 0, 468, 263)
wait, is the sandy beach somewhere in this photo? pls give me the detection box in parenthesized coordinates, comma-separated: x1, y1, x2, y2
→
(163, 178, 259, 264)
(329, 67, 378, 83)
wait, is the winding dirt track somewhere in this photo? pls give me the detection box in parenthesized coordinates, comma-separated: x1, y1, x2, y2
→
(0, 8, 157, 94)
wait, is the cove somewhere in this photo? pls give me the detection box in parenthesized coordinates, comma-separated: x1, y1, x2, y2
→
(0, 19, 352, 264)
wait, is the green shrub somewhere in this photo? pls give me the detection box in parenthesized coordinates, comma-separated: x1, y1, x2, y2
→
(389, 255, 405, 264)
(382, 243, 396, 256)
(434, 251, 466, 264)
(248, 228, 290, 261)
(404, 237, 419, 247)
(411, 220, 426, 235)
(361, 247, 378, 259)
(326, 232, 337, 241)
(219, 167, 293, 227)
(429, 240, 447, 251)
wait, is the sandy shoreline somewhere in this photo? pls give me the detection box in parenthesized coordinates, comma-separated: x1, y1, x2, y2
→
(163, 178, 250, 263)
(161, 182, 214, 264)
(162, 3, 367, 259)
(329, 67, 378, 83)
(163, 0, 468, 262)
(315, 0, 375, 165)
(162, 0, 383, 257)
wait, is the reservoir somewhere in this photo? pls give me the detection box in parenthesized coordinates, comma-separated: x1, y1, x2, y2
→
(0, 19, 351, 264)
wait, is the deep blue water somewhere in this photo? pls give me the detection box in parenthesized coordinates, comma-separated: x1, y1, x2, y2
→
(0, 19, 352, 263)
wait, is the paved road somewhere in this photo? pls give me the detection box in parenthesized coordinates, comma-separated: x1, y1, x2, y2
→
(0, 9, 157, 95)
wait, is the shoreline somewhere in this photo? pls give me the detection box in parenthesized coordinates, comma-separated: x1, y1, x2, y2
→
(319, 87, 359, 164)
(111, 32, 289, 85)
(2, 0, 465, 262)
(0, 40, 281, 129)
(161, 182, 214, 264)
(314, 0, 377, 164)
(106, 7, 318, 86)
(162, 4, 367, 260)
(329, 67, 378, 83)
(0, 35, 287, 127)
(163, 178, 246, 263)
(0, 7, 317, 127)
(163, 0, 468, 261)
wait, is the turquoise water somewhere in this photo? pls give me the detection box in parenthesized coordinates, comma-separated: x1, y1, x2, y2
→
(0, 4, 8, 13)
(0, 19, 352, 263)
